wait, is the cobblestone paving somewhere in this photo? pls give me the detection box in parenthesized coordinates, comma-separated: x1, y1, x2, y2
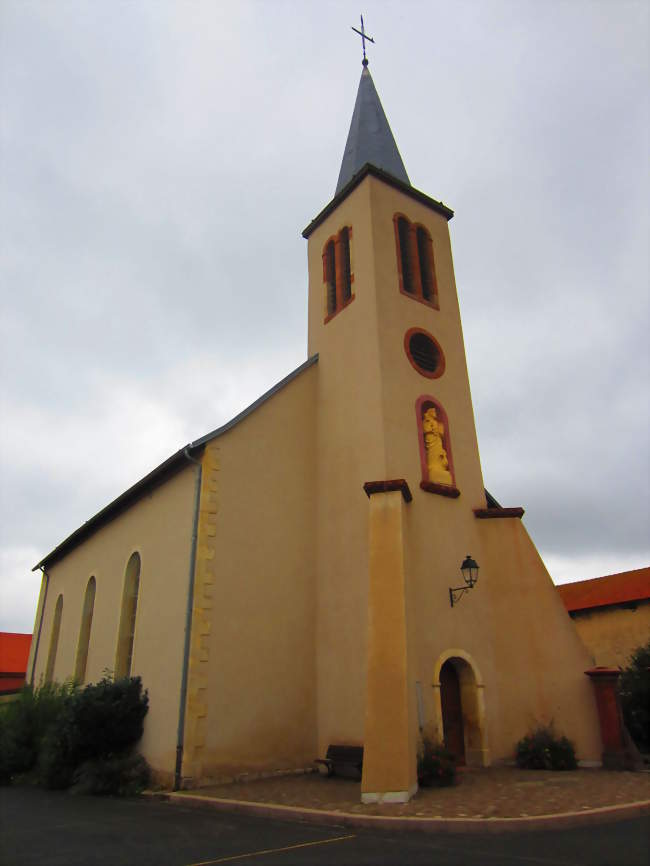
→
(185, 767, 650, 819)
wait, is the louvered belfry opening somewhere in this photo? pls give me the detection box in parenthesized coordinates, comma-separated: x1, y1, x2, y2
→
(323, 227, 353, 321)
(397, 216, 414, 293)
(416, 226, 436, 303)
(395, 214, 438, 309)
(409, 331, 440, 373)
(325, 239, 337, 316)
(339, 227, 352, 303)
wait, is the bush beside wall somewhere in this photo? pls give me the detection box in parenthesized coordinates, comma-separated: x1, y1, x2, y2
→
(0, 676, 149, 794)
(0, 681, 75, 785)
(515, 724, 577, 771)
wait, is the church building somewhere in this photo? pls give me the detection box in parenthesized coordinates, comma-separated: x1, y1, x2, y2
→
(27, 59, 602, 802)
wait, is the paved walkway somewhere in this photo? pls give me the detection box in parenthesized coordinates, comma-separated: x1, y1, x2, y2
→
(168, 767, 649, 821)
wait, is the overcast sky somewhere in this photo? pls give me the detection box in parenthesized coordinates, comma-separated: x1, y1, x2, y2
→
(1, 1, 648, 633)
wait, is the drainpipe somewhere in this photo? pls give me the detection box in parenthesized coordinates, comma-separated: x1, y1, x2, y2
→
(29, 567, 49, 686)
(174, 446, 203, 791)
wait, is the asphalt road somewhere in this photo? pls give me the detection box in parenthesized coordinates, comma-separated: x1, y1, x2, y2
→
(0, 786, 648, 866)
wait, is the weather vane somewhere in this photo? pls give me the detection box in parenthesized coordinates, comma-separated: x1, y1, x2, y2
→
(351, 15, 374, 66)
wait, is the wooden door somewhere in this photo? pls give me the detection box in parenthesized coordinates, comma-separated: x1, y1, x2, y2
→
(440, 661, 465, 764)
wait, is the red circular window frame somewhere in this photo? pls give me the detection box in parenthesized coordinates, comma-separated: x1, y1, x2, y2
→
(404, 327, 446, 379)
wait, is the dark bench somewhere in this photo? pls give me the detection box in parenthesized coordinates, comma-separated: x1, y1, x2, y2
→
(315, 745, 364, 779)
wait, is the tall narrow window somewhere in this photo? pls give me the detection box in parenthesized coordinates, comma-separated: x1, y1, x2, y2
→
(397, 217, 414, 294)
(115, 553, 141, 679)
(324, 239, 337, 316)
(74, 577, 96, 684)
(323, 226, 354, 321)
(416, 227, 436, 302)
(394, 215, 439, 308)
(45, 594, 63, 683)
(339, 226, 352, 305)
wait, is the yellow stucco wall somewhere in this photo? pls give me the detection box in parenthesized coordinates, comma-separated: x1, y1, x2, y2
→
(569, 602, 650, 667)
(181, 361, 319, 784)
(362, 489, 418, 801)
(31, 466, 196, 783)
(307, 180, 386, 755)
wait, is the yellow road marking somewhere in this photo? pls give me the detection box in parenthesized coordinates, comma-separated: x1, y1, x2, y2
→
(186, 833, 356, 865)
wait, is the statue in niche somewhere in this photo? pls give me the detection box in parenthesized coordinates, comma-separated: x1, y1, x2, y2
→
(422, 405, 453, 485)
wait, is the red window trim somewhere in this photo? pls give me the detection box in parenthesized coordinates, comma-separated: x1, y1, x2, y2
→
(323, 226, 355, 324)
(393, 214, 440, 310)
(404, 327, 446, 379)
(415, 395, 459, 496)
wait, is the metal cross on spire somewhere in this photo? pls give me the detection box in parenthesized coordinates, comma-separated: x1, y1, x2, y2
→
(351, 15, 375, 67)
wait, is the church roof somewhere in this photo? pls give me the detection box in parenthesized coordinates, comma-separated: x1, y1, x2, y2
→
(303, 163, 453, 239)
(33, 355, 319, 572)
(335, 64, 410, 195)
(556, 567, 650, 612)
(0, 632, 31, 676)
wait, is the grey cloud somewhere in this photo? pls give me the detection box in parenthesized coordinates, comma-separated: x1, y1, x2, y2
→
(1, 2, 648, 633)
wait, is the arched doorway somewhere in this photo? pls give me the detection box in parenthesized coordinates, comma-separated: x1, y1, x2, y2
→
(440, 660, 465, 763)
(432, 649, 490, 767)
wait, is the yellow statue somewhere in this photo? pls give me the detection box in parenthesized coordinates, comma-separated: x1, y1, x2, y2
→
(422, 406, 453, 485)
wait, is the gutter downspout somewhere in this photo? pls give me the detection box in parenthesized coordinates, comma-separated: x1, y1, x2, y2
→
(29, 567, 49, 686)
(174, 446, 203, 791)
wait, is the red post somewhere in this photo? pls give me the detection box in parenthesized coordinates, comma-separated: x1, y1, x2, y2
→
(585, 667, 633, 770)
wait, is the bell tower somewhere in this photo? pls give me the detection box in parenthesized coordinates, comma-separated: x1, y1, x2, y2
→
(302, 57, 491, 802)
(304, 62, 485, 505)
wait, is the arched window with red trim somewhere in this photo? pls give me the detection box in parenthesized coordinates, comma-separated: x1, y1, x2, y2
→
(394, 215, 439, 309)
(323, 226, 354, 321)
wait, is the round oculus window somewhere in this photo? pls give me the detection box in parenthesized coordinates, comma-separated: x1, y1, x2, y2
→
(405, 329, 445, 378)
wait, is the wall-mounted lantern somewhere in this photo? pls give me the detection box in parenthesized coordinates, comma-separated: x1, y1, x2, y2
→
(449, 554, 480, 607)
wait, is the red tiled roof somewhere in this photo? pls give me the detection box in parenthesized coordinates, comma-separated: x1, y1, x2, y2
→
(0, 632, 32, 676)
(556, 567, 650, 612)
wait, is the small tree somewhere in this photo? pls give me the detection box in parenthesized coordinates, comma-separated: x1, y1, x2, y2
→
(619, 640, 650, 754)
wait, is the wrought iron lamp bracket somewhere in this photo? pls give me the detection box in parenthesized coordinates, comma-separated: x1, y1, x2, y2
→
(449, 585, 470, 607)
(449, 554, 480, 607)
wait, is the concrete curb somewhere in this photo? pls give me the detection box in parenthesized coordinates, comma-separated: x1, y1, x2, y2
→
(149, 791, 650, 834)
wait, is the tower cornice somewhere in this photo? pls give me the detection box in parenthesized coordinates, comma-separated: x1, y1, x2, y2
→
(302, 163, 453, 239)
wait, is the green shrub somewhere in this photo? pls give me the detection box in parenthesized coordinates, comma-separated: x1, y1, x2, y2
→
(417, 738, 456, 787)
(67, 675, 149, 764)
(0, 682, 75, 785)
(72, 753, 151, 797)
(39, 676, 149, 790)
(515, 723, 577, 770)
(39, 722, 77, 789)
(619, 641, 650, 754)
(0, 675, 149, 794)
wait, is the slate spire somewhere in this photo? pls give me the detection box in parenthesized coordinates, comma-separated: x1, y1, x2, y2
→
(335, 64, 410, 195)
